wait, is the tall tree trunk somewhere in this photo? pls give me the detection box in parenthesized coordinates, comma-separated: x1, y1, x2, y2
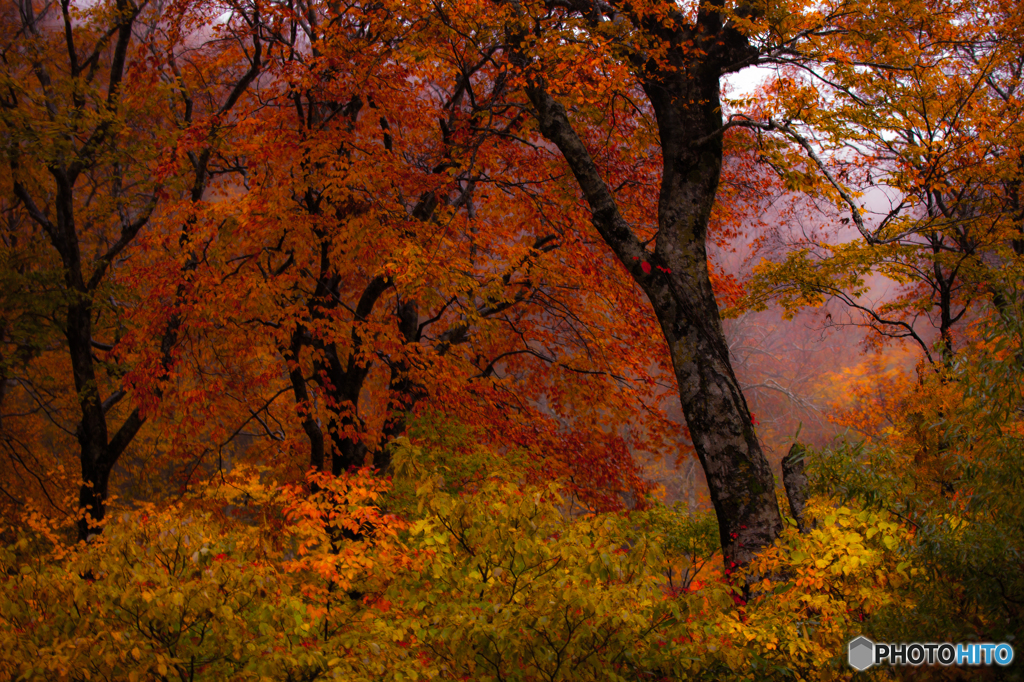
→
(517, 1, 783, 571)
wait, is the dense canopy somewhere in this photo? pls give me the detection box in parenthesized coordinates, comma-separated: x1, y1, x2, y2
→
(1, 0, 1023, 678)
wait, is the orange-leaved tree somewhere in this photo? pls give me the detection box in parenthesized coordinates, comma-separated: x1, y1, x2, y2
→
(0, 0, 263, 539)
(158, 0, 682, 512)
(452, 0, 819, 571)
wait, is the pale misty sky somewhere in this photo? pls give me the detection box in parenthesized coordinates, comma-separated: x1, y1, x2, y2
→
(723, 65, 775, 99)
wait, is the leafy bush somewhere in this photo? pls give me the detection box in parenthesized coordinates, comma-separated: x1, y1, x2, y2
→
(0, 436, 921, 681)
(809, 299, 1024, 678)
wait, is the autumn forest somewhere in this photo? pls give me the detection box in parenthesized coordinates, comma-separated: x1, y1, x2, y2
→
(1, 0, 1023, 678)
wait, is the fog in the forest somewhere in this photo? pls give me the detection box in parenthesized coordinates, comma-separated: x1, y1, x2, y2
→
(647, 178, 929, 509)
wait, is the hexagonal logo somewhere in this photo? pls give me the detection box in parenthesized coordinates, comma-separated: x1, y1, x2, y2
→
(849, 636, 875, 671)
